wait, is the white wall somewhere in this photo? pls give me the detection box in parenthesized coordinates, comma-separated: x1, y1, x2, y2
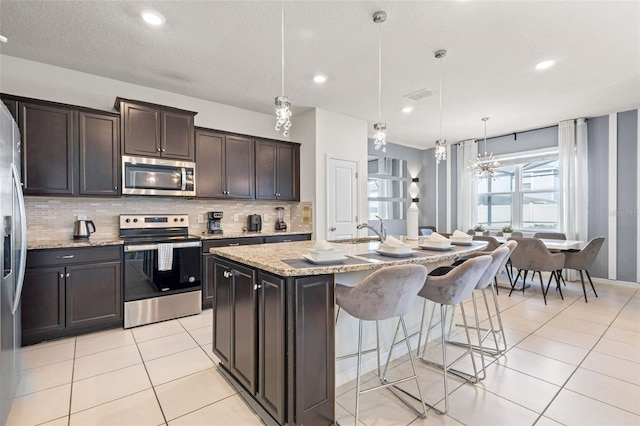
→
(0, 55, 288, 141)
(314, 109, 369, 240)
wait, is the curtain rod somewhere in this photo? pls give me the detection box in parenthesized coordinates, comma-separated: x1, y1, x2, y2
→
(452, 123, 562, 147)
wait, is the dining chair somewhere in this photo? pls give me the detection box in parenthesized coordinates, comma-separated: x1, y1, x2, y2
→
(508, 238, 565, 305)
(335, 264, 429, 424)
(533, 231, 568, 284)
(419, 226, 436, 236)
(563, 237, 605, 302)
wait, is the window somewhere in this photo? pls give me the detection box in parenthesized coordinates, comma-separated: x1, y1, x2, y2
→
(367, 156, 409, 220)
(477, 152, 559, 230)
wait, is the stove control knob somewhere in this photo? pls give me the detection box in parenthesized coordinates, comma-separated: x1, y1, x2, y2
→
(180, 218, 185, 222)
(125, 218, 130, 223)
(133, 218, 138, 223)
(174, 218, 178, 222)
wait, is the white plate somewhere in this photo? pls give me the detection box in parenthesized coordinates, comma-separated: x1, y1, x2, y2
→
(375, 250, 416, 258)
(307, 248, 343, 260)
(303, 254, 348, 265)
(378, 245, 413, 254)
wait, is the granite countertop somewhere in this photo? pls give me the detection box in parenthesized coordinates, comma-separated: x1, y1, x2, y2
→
(200, 230, 312, 240)
(209, 239, 488, 277)
(28, 238, 124, 250)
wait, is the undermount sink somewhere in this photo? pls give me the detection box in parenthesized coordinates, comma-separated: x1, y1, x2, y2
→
(329, 237, 381, 244)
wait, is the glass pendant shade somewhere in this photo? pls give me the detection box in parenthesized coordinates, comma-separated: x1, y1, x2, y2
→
(274, 96, 292, 137)
(434, 49, 447, 164)
(468, 117, 500, 179)
(435, 139, 447, 163)
(373, 122, 387, 152)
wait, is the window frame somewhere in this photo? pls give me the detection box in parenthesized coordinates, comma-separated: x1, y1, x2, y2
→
(476, 148, 559, 231)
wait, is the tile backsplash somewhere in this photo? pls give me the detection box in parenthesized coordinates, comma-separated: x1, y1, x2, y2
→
(26, 196, 313, 242)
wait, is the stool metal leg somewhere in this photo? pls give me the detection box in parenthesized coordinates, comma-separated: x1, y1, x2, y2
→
(355, 319, 364, 426)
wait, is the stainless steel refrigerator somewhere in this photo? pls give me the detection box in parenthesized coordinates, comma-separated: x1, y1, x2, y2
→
(0, 102, 27, 424)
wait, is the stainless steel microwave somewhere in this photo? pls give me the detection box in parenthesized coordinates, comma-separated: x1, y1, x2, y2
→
(122, 155, 196, 197)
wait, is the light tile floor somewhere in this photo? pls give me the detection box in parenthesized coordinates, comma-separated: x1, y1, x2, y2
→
(6, 278, 640, 426)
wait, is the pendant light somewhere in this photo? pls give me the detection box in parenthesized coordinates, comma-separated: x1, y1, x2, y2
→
(274, 0, 292, 136)
(373, 11, 387, 153)
(434, 49, 447, 164)
(468, 117, 501, 179)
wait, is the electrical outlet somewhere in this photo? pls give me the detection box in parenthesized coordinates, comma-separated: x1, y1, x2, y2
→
(233, 214, 239, 222)
(197, 214, 204, 224)
(264, 214, 269, 222)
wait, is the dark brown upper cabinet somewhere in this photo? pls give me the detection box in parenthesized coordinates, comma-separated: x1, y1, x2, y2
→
(115, 97, 196, 161)
(255, 140, 299, 201)
(1, 94, 120, 197)
(195, 128, 254, 199)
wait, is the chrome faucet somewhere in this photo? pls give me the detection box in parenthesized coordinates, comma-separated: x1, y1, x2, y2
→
(356, 215, 387, 242)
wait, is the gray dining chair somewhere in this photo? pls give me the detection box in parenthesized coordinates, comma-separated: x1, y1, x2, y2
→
(533, 231, 567, 240)
(335, 264, 429, 424)
(564, 237, 605, 302)
(414, 255, 492, 414)
(508, 238, 565, 305)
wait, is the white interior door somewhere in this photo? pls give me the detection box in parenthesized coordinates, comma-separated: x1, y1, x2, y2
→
(327, 157, 358, 240)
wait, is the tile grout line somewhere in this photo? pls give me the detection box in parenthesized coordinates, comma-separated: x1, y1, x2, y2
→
(533, 288, 640, 424)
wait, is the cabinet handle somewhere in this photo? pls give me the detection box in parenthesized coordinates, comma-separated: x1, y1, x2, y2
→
(59, 273, 64, 279)
(283, 239, 292, 242)
(254, 284, 261, 290)
(157, 147, 161, 152)
(223, 270, 234, 279)
(228, 243, 240, 246)
(56, 254, 74, 259)
(114, 186, 118, 190)
(161, 148, 166, 152)
(66, 273, 70, 278)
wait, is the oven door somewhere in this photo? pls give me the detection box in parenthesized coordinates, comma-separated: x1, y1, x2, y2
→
(123, 241, 201, 302)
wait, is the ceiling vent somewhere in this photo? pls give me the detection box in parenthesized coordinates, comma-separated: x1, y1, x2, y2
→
(403, 88, 435, 101)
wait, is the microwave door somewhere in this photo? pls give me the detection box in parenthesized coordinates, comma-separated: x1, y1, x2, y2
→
(127, 165, 181, 190)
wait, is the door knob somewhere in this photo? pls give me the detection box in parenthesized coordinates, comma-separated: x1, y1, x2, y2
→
(329, 227, 336, 232)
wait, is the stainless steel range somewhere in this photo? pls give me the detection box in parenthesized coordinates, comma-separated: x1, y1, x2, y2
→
(120, 214, 201, 328)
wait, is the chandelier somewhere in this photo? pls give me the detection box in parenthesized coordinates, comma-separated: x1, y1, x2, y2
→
(434, 49, 447, 164)
(373, 11, 387, 153)
(468, 117, 500, 179)
(274, 1, 291, 136)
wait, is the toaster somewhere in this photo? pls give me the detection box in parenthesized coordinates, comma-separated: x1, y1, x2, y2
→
(247, 214, 262, 232)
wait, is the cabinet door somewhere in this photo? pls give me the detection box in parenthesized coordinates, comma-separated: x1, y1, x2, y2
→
(225, 136, 254, 199)
(162, 111, 194, 161)
(19, 102, 74, 195)
(121, 102, 161, 157)
(195, 130, 225, 198)
(202, 255, 215, 309)
(256, 272, 286, 424)
(65, 261, 122, 330)
(276, 143, 298, 201)
(2, 98, 17, 120)
(229, 262, 257, 392)
(212, 261, 232, 365)
(255, 140, 277, 200)
(78, 112, 120, 196)
(21, 267, 65, 341)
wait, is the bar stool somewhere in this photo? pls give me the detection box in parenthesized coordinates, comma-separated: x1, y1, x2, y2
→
(415, 255, 492, 414)
(335, 264, 428, 424)
(448, 245, 513, 380)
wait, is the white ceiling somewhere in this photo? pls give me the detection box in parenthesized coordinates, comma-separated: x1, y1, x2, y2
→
(0, 1, 638, 149)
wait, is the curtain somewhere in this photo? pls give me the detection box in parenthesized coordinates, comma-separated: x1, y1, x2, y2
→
(559, 119, 588, 242)
(456, 140, 478, 232)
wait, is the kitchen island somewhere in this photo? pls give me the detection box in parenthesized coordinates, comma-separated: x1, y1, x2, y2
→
(208, 239, 487, 426)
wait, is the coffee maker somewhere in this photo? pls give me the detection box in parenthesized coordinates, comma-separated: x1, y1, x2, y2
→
(275, 207, 287, 231)
(207, 211, 224, 234)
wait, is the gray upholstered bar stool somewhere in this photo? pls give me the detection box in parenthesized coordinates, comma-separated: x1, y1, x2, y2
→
(415, 255, 492, 414)
(448, 244, 515, 379)
(335, 264, 429, 424)
(563, 237, 605, 302)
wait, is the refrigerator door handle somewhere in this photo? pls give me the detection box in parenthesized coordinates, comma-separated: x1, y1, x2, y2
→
(11, 163, 27, 315)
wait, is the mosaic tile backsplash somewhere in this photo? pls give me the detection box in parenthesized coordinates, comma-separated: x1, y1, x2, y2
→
(26, 197, 313, 243)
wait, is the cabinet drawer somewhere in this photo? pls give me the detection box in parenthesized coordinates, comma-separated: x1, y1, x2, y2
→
(27, 246, 122, 268)
(263, 234, 311, 244)
(202, 237, 263, 252)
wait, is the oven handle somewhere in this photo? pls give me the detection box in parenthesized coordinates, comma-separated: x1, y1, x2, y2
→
(124, 241, 202, 252)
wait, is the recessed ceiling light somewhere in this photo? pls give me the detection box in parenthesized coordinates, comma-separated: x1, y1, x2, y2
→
(535, 60, 554, 70)
(0, 35, 8, 43)
(142, 10, 165, 26)
(313, 75, 327, 84)
(402, 106, 414, 113)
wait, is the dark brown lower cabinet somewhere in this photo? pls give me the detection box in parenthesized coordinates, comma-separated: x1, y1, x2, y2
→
(212, 256, 335, 425)
(22, 246, 123, 346)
